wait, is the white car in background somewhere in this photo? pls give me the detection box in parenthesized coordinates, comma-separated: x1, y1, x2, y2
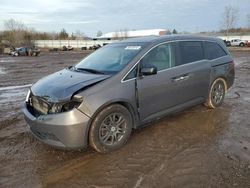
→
(230, 39, 247, 47)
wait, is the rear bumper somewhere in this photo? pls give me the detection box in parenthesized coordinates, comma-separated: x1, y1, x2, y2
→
(22, 103, 91, 149)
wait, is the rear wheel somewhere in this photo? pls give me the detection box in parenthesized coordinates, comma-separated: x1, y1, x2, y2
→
(205, 78, 226, 109)
(239, 43, 244, 47)
(89, 104, 132, 153)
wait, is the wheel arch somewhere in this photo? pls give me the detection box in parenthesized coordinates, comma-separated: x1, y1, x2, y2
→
(210, 75, 228, 91)
(99, 101, 137, 127)
(85, 100, 138, 147)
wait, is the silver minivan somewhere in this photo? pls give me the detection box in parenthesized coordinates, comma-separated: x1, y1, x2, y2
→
(23, 35, 235, 153)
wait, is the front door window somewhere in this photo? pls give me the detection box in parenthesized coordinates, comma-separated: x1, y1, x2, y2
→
(140, 43, 174, 71)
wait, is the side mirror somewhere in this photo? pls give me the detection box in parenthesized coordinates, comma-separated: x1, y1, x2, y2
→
(140, 66, 157, 76)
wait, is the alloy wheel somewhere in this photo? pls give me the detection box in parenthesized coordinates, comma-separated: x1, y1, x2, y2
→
(99, 113, 127, 146)
(211, 82, 225, 105)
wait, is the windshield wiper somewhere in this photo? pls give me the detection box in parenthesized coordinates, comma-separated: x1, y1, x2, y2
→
(75, 67, 106, 75)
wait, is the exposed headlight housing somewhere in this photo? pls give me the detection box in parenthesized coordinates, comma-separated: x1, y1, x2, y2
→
(49, 103, 63, 113)
(49, 95, 83, 114)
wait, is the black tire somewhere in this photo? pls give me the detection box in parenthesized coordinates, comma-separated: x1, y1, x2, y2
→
(239, 43, 244, 47)
(89, 104, 132, 153)
(205, 78, 226, 109)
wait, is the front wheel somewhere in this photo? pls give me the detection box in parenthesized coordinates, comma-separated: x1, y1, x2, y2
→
(89, 104, 132, 153)
(205, 78, 226, 109)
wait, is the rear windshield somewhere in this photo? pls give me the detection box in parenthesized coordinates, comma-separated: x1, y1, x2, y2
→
(76, 43, 144, 74)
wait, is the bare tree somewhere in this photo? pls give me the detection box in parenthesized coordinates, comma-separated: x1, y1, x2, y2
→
(113, 31, 119, 40)
(96, 30, 103, 37)
(221, 5, 238, 38)
(74, 30, 87, 39)
(115, 28, 129, 39)
(4, 18, 25, 31)
(58, 28, 69, 39)
(123, 28, 129, 39)
(4, 19, 27, 46)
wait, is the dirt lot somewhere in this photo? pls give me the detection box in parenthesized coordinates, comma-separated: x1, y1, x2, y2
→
(0, 50, 249, 188)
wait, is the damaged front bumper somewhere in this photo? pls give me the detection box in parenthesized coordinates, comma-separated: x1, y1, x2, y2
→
(22, 103, 91, 149)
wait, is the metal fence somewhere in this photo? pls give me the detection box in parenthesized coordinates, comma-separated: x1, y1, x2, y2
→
(34, 35, 250, 49)
(34, 40, 115, 48)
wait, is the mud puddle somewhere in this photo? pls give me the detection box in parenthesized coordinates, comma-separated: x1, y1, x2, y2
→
(0, 87, 28, 121)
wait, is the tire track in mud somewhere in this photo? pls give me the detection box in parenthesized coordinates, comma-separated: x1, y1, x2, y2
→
(0, 84, 32, 91)
(0, 52, 90, 188)
(43, 107, 227, 188)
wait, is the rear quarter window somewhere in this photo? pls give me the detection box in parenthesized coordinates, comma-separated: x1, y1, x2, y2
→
(204, 41, 227, 60)
(179, 41, 204, 65)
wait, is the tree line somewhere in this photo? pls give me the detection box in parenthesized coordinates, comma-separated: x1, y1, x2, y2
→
(0, 19, 89, 47)
(220, 5, 250, 38)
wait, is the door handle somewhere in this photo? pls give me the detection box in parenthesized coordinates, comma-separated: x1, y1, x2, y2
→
(172, 74, 190, 82)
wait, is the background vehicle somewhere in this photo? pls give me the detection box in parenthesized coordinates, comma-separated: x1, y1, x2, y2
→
(11, 47, 40, 56)
(246, 41, 250, 47)
(88, 44, 101, 50)
(23, 35, 235, 153)
(230, 39, 247, 47)
(62, 45, 74, 51)
(223, 40, 231, 46)
(81, 45, 101, 50)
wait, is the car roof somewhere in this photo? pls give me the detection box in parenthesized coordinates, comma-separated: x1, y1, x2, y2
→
(115, 34, 221, 44)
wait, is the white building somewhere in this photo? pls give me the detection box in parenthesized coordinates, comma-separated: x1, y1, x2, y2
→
(98, 29, 168, 39)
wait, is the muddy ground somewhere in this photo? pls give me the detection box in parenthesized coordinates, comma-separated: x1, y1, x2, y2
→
(0, 50, 249, 188)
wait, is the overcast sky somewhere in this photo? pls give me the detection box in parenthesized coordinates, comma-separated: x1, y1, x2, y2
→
(0, 0, 249, 37)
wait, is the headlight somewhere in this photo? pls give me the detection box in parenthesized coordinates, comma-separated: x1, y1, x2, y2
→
(49, 95, 83, 114)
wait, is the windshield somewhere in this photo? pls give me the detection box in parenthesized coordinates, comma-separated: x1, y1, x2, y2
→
(75, 43, 143, 74)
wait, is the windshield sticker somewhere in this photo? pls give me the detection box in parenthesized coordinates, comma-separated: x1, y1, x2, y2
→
(125, 46, 141, 50)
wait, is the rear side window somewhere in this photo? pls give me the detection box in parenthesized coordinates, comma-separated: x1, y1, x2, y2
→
(204, 41, 227, 60)
(179, 41, 204, 65)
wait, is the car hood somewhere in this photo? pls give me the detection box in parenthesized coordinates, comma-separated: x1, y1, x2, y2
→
(31, 68, 111, 102)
